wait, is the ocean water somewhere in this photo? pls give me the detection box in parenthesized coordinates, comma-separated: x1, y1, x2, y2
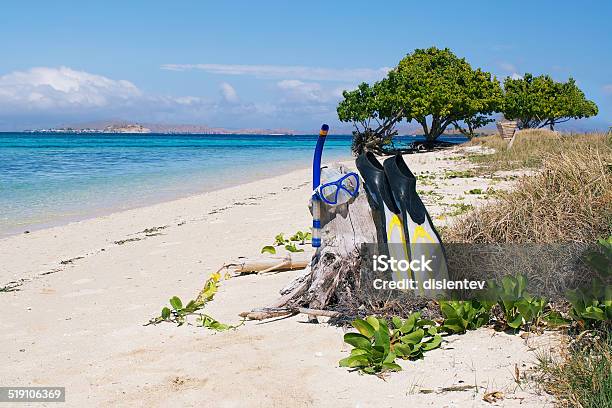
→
(0, 133, 466, 236)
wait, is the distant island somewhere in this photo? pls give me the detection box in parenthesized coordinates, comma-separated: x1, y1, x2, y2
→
(25, 121, 296, 135)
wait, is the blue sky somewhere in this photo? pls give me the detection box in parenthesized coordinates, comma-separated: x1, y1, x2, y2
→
(0, 0, 610, 132)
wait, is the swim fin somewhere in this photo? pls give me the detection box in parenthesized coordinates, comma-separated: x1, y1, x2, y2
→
(383, 154, 449, 296)
(356, 152, 411, 283)
(355, 152, 399, 246)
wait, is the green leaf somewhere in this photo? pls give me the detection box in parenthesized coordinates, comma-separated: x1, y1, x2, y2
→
(200, 314, 231, 331)
(543, 311, 570, 327)
(169, 296, 182, 310)
(373, 325, 390, 353)
(400, 329, 424, 345)
(344, 333, 372, 349)
(440, 303, 458, 319)
(393, 344, 411, 358)
(417, 319, 436, 327)
(274, 233, 287, 246)
(284, 243, 304, 253)
(582, 306, 605, 321)
(508, 314, 523, 329)
(399, 313, 418, 334)
(161, 307, 171, 319)
(365, 316, 380, 331)
(339, 355, 368, 368)
(422, 335, 442, 351)
(383, 352, 396, 364)
(261, 245, 276, 254)
(381, 362, 402, 372)
(352, 319, 376, 338)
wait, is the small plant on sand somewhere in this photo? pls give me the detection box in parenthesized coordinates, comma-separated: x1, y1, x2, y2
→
(444, 169, 475, 179)
(289, 230, 312, 244)
(147, 273, 243, 331)
(566, 237, 612, 330)
(488, 274, 547, 330)
(439, 300, 493, 334)
(535, 337, 611, 408)
(448, 203, 474, 217)
(339, 313, 442, 375)
(261, 229, 312, 254)
(274, 233, 287, 246)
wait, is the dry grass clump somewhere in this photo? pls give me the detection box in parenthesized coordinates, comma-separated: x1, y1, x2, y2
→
(467, 130, 610, 172)
(536, 336, 612, 408)
(446, 144, 612, 243)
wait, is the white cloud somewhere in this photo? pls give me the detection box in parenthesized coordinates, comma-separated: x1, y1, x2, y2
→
(0, 66, 141, 110)
(0, 66, 345, 131)
(498, 61, 517, 72)
(510, 73, 523, 80)
(277, 79, 324, 102)
(219, 82, 239, 103)
(161, 63, 390, 82)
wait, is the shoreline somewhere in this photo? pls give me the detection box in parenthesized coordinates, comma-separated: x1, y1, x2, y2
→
(0, 158, 352, 240)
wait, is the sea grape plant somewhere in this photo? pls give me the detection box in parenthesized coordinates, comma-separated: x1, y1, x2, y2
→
(148, 273, 243, 331)
(261, 230, 312, 254)
(439, 300, 493, 334)
(488, 274, 547, 330)
(339, 313, 442, 375)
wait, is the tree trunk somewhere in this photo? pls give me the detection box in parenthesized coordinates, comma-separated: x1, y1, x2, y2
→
(240, 163, 377, 320)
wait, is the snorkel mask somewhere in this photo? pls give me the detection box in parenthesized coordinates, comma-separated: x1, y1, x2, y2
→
(312, 124, 359, 247)
(314, 170, 360, 205)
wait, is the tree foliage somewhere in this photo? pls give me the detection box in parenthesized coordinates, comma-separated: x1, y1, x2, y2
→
(502, 74, 598, 130)
(391, 48, 502, 141)
(337, 80, 403, 155)
(337, 47, 502, 154)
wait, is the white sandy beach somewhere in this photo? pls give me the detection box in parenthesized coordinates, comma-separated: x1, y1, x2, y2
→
(0, 147, 560, 407)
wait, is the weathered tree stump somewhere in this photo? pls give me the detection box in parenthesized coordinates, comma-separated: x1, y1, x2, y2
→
(241, 163, 376, 320)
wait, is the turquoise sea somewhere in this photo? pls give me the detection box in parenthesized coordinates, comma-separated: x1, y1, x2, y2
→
(0, 133, 467, 236)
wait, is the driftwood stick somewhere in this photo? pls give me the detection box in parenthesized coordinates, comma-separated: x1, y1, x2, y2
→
(297, 308, 341, 318)
(222, 252, 310, 275)
(258, 261, 290, 274)
(239, 306, 341, 320)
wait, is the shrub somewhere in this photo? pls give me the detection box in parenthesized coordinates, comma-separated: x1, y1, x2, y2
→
(439, 300, 492, 334)
(339, 313, 442, 375)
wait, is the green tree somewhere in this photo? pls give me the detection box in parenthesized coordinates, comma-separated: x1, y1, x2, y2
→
(337, 79, 403, 155)
(391, 48, 502, 141)
(337, 47, 502, 154)
(502, 74, 598, 130)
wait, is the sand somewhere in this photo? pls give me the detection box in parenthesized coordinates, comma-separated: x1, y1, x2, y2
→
(0, 147, 559, 407)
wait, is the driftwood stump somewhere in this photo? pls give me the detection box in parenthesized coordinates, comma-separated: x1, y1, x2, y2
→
(241, 163, 376, 320)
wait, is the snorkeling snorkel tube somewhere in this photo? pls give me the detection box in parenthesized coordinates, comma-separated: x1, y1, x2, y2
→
(312, 124, 329, 248)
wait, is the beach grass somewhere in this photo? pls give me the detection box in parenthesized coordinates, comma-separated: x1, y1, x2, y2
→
(535, 336, 611, 408)
(447, 132, 612, 243)
(466, 129, 610, 172)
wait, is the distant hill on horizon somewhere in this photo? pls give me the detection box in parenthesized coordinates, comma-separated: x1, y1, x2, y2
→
(33, 120, 297, 135)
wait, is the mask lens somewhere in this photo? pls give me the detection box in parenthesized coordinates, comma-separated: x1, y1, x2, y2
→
(341, 174, 358, 195)
(320, 184, 338, 204)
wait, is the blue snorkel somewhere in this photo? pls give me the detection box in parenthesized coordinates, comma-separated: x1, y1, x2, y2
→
(311, 124, 329, 248)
